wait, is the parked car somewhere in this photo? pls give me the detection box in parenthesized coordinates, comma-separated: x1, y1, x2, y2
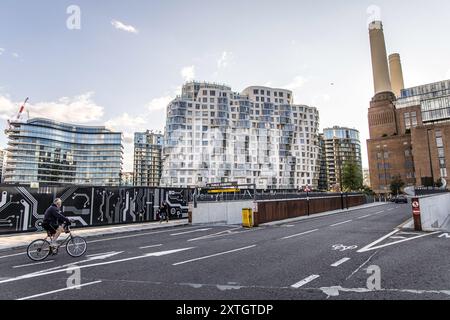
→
(394, 195, 408, 203)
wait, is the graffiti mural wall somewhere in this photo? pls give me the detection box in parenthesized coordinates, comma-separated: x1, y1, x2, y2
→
(0, 186, 192, 235)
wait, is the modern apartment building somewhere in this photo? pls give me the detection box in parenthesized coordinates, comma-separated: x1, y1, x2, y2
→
(121, 171, 134, 186)
(0, 149, 5, 183)
(133, 131, 163, 187)
(161, 82, 320, 189)
(367, 21, 450, 194)
(321, 127, 362, 191)
(4, 118, 123, 186)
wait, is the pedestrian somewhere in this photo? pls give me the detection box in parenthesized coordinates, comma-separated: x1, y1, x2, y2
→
(164, 202, 170, 223)
(158, 203, 165, 223)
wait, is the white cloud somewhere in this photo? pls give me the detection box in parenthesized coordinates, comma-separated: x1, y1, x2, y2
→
(217, 51, 233, 69)
(147, 95, 173, 111)
(181, 66, 195, 82)
(0, 48, 4, 55)
(0, 92, 104, 124)
(111, 20, 139, 34)
(283, 76, 307, 91)
(12, 53, 19, 58)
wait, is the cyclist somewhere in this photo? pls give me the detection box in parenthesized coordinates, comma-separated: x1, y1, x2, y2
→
(42, 198, 71, 249)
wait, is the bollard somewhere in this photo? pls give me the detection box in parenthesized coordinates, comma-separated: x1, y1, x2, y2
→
(411, 198, 422, 231)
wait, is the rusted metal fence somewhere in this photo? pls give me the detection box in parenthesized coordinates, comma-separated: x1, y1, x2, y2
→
(256, 194, 367, 224)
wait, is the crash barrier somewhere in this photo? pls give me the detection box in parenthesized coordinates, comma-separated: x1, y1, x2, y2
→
(0, 185, 192, 235)
(410, 194, 450, 232)
(255, 194, 367, 224)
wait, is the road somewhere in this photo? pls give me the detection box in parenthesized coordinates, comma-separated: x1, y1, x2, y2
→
(0, 202, 449, 300)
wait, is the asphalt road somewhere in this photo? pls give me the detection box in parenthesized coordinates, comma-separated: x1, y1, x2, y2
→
(0, 202, 449, 300)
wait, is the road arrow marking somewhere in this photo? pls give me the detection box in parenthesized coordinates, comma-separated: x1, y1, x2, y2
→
(0, 247, 195, 285)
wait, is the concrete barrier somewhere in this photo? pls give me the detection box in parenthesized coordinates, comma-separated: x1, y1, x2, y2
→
(192, 200, 253, 225)
(415, 194, 450, 232)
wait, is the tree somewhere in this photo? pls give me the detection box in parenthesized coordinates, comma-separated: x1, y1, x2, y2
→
(342, 162, 363, 191)
(390, 175, 405, 195)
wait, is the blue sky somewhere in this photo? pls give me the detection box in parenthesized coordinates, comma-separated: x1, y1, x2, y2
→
(1, 0, 450, 171)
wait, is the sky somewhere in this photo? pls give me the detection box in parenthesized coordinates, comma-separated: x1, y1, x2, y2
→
(1, 0, 450, 172)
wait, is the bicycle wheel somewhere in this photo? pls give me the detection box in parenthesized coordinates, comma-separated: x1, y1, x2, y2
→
(66, 236, 87, 257)
(27, 239, 51, 261)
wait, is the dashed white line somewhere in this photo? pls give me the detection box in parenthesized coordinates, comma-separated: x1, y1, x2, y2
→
(331, 258, 351, 267)
(0, 252, 25, 259)
(374, 210, 385, 215)
(17, 280, 102, 300)
(387, 208, 395, 211)
(173, 245, 256, 266)
(171, 228, 211, 236)
(281, 229, 319, 240)
(357, 214, 372, 220)
(330, 220, 352, 227)
(291, 275, 320, 288)
(13, 260, 55, 269)
(139, 244, 163, 249)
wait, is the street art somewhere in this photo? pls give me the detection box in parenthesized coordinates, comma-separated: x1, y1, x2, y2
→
(0, 186, 192, 235)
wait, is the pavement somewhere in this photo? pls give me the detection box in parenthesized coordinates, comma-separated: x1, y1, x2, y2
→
(0, 219, 189, 252)
(0, 202, 449, 300)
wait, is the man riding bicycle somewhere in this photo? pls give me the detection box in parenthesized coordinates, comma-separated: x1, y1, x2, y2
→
(42, 198, 71, 248)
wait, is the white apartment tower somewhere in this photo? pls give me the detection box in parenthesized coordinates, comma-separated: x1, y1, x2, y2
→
(161, 82, 320, 189)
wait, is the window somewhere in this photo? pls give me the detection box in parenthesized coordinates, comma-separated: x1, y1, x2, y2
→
(253, 89, 259, 94)
(404, 113, 411, 129)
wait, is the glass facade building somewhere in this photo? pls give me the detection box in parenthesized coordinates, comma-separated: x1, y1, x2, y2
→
(133, 131, 164, 186)
(4, 118, 123, 186)
(322, 127, 362, 191)
(396, 80, 450, 123)
(161, 82, 320, 189)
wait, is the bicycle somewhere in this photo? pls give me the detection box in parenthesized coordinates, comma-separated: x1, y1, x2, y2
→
(27, 220, 87, 261)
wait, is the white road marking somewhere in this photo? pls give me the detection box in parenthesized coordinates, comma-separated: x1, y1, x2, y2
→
(389, 236, 407, 240)
(0, 247, 195, 285)
(87, 226, 200, 244)
(139, 244, 163, 249)
(171, 228, 211, 236)
(13, 260, 55, 269)
(357, 214, 372, 220)
(346, 251, 378, 280)
(358, 229, 441, 253)
(331, 258, 351, 267)
(86, 251, 123, 261)
(439, 233, 450, 239)
(281, 229, 319, 240)
(291, 275, 320, 288)
(0, 252, 25, 259)
(187, 227, 247, 242)
(17, 280, 102, 300)
(86, 251, 117, 258)
(320, 286, 450, 298)
(387, 208, 395, 211)
(330, 220, 352, 227)
(374, 210, 385, 215)
(173, 245, 256, 266)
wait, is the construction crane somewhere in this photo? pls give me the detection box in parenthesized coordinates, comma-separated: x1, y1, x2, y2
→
(6, 97, 29, 131)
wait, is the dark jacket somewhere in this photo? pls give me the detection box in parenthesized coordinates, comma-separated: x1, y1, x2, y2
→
(43, 204, 70, 225)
